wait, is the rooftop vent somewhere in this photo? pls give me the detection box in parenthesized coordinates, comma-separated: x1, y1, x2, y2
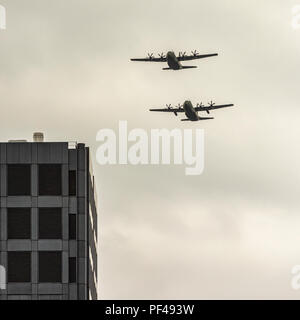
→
(33, 132, 44, 142)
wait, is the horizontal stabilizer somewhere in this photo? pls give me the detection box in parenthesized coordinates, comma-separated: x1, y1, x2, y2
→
(199, 117, 214, 120)
(181, 117, 214, 121)
(182, 66, 197, 69)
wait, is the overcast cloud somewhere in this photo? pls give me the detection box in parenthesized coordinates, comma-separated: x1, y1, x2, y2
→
(1, 0, 300, 299)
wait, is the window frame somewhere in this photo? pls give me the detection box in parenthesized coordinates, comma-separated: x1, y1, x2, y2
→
(7, 208, 31, 240)
(38, 208, 62, 240)
(38, 251, 62, 283)
(38, 164, 62, 196)
(7, 164, 31, 196)
(7, 251, 31, 283)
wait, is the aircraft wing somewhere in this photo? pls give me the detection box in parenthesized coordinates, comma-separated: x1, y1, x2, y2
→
(177, 53, 218, 61)
(149, 107, 185, 116)
(195, 103, 234, 112)
(131, 57, 166, 62)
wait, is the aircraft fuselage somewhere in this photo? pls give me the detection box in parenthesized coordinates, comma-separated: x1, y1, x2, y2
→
(166, 51, 182, 70)
(183, 100, 199, 121)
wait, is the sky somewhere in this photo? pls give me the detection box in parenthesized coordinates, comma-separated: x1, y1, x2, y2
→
(1, 0, 300, 299)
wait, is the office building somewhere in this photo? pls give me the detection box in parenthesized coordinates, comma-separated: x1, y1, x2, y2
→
(0, 135, 98, 300)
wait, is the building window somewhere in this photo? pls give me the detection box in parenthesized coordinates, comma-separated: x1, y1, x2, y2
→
(69, 170, 76, 196)
(38, 164, 62, 196)
(39, 252, 62, 283)
(39, 208, 62, 239)
(69, 214, 76, 240)
(8, 252, 31, 283)
(7, 208, 31, 239)
(69, 257, 76, 283)
(7, 164, 31, 196)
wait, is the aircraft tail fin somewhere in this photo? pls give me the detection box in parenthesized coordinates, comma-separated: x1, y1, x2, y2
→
(162, 67, 172, 70)
(181, 119, 190, 121)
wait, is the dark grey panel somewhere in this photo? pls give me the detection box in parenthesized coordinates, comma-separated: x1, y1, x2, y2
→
(7, 283, 32, 295)
(78, 284, 87, 300)
(78, 241, 86, 258)
(0, 240, 7, 251)
(7, 197, 31, 207)
(69, 241, 77, 257)
(7, 295, 32, 300)
(38, 240, 63, 251)
(0, 144, 7, 163)
(62, 165, 68, 196)
(78, 198, 85, 214)
(0, 208, 7, 240)
(69, 284, 78, 300)
(31, 208, 38, 240)
(62, 251, 68, 284)
(7, 143, 32, 164)
(0, 197, 7, 207)
(77, 146, 86, 171)
(38, 295, 63, 300)
(7, 240, 32, 251)
(0, 165, 6, 196)
(77, 170, 86, 197)
(62, 208, 68, 240)
(37, 196, 63, 207)
(31, 165, 38, 196)
(78, 258, 86, 284)
(0, 251, 7, 269)
(38, 284, 63, 295)
(37, 143, 68, 164)
(31, 252, 38, 284)
(69, 197, 77, 214)
(31, 143, 37, 163)
(78, 214, 86, 241)
(68, 150, 77, 170)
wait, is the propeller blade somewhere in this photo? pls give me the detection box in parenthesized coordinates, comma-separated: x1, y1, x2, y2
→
(148, 53, 154, 59)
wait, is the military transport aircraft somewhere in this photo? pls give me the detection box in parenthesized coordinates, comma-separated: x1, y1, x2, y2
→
(150, 100, 234, 122)
(131, 50, 218, 70)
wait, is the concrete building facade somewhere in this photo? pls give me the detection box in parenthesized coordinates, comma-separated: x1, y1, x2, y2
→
(0, 141, 98, 300)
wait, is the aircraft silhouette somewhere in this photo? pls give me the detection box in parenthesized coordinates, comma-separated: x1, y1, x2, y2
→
(131, 50, 218, 70)
(150, 100, 234, 121)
